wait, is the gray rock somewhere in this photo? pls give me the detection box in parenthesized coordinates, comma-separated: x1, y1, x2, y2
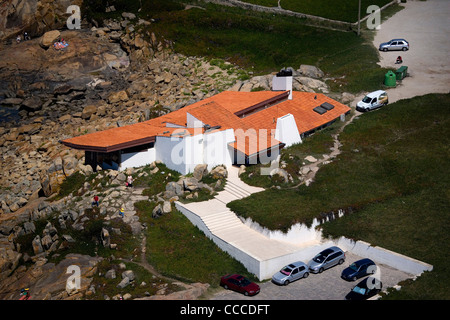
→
(193, 164, 208, 180)
(298, 64, 325, 79)
(32, 235, 44, 255)
(105, 269, 116, 279)
(122, 270, 135, 281)
(117, 276, 130, 289)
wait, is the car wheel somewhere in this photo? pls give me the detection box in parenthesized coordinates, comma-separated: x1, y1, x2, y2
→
(303, 272, 309, 279)
(338, 259, 344, 265)
(244, 291, 249, 296)
(318, 267, 324, 273)
(383, 48, 387, 52)
(352, 276, 357, 281)
(402, 47, 407, 51)
(284, 280, 290, 286)
(224, 285, 228, 290)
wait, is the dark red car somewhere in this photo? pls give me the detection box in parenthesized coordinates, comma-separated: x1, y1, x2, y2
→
(220, 274, 260, 296)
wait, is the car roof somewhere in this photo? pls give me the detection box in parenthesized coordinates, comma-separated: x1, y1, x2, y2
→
(286, 261, 307, 268)
(320, 246, 343, 255)
(390, 38, 407, 41)
(354, 258, 375, 266)
(366, 90, 386, 97)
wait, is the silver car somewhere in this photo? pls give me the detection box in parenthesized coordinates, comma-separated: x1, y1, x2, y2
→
(308, 246, 345, 274)
(379, 39, 409, 51)
(272, 261, 309, 285)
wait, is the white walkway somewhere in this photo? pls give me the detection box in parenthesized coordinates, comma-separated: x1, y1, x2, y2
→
(175, 166, 326, 280)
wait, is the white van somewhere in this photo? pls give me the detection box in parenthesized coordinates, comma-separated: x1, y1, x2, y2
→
(356, 90, 388, 112)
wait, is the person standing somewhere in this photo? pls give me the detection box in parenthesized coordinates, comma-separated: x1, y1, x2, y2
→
(127, 175, 133, 188)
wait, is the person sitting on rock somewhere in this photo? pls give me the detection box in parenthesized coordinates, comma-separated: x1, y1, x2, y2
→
(92, 195, 99, 207)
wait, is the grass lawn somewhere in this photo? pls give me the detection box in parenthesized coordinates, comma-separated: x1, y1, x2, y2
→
(135, 202, 257, 286)
(82, 0, 399, 94)
(145, 3, 391, 93)
(242, 0, 392, 22)
(228, 93, 450, 298)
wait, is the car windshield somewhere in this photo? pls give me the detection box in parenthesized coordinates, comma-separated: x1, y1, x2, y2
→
(349, 263, 359, 271)
(240, 278, 251, 286)
(362, 96, 372, 103)
(281, 267, 292, 275)
(313, 254, 326, 263)
(352, 286, 367, 295)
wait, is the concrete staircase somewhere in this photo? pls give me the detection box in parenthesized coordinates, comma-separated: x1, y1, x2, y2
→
(175, 165, 324, 279)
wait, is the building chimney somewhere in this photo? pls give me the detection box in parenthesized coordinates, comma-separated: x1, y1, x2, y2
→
(272, 68, 293, 100)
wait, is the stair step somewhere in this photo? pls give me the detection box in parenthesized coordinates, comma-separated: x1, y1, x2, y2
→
(225, 181, 252, 196)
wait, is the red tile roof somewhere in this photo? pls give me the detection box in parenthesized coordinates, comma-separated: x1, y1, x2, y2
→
(61, 90, 350, 156)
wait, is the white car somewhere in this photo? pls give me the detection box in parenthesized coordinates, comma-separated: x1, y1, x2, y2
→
(356, 90, 388, 112)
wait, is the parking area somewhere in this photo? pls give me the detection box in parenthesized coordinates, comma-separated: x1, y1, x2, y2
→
(211, 252, 414, 300)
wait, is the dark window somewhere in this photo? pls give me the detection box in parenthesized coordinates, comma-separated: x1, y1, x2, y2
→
(321, 102, 335, 110)
(313, 106, 327, 115)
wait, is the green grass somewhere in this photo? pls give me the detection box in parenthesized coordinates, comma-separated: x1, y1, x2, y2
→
(79, 0, 398, 94)
(266, 0, 391, 22)
(135, 203, 257, 285)
(228, 93, 450, 298)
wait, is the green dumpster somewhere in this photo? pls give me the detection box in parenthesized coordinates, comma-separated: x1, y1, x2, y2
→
(384, 70, 396, 87)
(396, 66, 408, 80)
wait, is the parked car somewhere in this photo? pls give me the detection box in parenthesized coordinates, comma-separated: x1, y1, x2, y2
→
(272, 261, 309, 285)
(379, 38, 409, 51)
(345, 277, 383, 300)
(356, 90, 388, 112)
(308, 246, 345, 274)
(341, 258, 376, 281)
(220, 274, 260, 296)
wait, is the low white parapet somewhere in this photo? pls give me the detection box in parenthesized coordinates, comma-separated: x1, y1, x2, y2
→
(337, 237, 433, 276)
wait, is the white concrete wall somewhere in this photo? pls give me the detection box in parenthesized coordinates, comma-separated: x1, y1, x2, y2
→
(183, 134, 205, 174)
(242, 217, 323, 244)
(203, 129, 235, 170)
(155, 135, 187, 174)
(272, 75, 293, 99)
(275, 113, 302, 147)
(186, 112, 204, 128)
(120, 148, 156, 171)
(337, 238, 433, 276)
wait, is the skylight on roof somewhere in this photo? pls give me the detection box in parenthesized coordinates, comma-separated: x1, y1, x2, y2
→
(321, 102, 335, 110)
(313, 106, 327, 115)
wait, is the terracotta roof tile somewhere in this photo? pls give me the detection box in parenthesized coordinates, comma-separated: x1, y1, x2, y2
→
(61, 90, 349, 156)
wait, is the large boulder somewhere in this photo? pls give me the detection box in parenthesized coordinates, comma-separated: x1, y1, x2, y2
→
(298, 64, 325, 79)
(39, 30, 61, 49)
(193, 164, 208, 180)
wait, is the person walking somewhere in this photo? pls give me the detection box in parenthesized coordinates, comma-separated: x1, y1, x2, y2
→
(119, 207, 125, 218)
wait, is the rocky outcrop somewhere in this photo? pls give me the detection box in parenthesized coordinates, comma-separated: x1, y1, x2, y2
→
(0, 0, 83, 41)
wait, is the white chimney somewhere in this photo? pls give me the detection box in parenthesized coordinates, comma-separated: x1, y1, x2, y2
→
(272, 69, 293, 100)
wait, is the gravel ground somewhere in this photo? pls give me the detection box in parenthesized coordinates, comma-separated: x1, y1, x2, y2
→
(211, 252, 413, 300)
(372, 0, 450, 103)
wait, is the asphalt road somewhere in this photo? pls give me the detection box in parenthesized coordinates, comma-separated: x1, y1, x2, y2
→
(211, 252, 413, 300)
